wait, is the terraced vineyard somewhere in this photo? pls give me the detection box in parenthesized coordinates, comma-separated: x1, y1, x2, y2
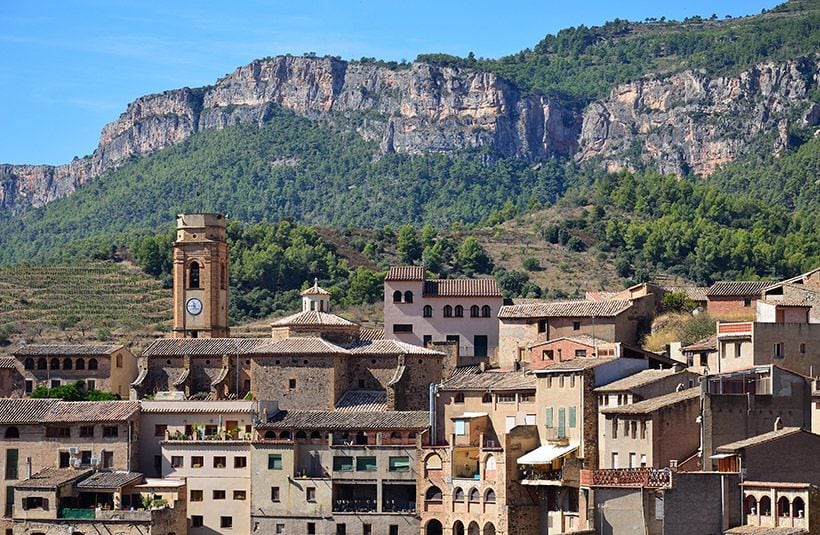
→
(0, 262, 172, 346)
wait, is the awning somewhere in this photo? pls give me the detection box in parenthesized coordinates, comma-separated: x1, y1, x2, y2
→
(452, 412, 488, 420)
(709, 452, 735, 460)
(517, 443, 578, 465)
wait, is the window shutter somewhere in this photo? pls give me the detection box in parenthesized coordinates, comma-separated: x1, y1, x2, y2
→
(569, 406, 577, 428)
(545, 407, 553, 428)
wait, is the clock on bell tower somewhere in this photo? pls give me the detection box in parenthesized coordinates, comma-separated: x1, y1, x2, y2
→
(172, 213, 230, 338)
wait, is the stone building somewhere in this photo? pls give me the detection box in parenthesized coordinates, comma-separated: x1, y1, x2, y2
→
(11, 468, 186, 535)
(253, 407, 428, 535)
(0, 358, 21, 397)
(0, 399, 141, 532)
(383, 266, 503, 360)
(14, 344, 137, 398)
(732, 481, 820, 534)
(714, 318, 820, 376)
(705, 280, 774, 318)
(421, 367, 541, 535)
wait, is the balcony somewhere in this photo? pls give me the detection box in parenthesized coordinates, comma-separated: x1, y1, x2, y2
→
(381, 501, 416, 514)
(580, 468, 671, 488)
(333, 499, 378, 513)
(521, 467, 564, 485)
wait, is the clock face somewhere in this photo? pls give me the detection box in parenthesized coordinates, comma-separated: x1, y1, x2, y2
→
(186, 298, 203, 316)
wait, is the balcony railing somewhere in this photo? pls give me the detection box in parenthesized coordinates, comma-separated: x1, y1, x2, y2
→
(59, 507, 96, 519)
(521, 467, 563, 482)
(382, 501, 416, 513)
(333, 499, 378, 513)
(580, 468, 671, 488)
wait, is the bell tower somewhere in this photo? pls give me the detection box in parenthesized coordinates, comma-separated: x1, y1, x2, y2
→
(172, 213, 230, 338)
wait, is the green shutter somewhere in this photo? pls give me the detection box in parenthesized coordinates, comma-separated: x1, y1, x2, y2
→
(557, 408, 566, 439)
(5, 449, 18, 480)
(569, 406, 577, 429)
(546, 407, 553, 428)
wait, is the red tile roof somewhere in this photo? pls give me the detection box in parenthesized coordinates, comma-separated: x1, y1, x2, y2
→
(498, 300, 632, 319)
(423, 278, 501, 297)
(385, 266, 425, 281)
(707, 281, 775, 297)
(14, 344, 124, 356)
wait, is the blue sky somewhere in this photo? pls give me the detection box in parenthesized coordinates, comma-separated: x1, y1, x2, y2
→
(1, 0, 778, 165)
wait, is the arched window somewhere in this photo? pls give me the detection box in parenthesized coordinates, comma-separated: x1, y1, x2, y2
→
(423, 305, 433, 318)
(482, 305, 491, 318)
(264, 431, 276, 439)
(408, 431, 417, 440)
(5, 427, 19, 439)
(454, 393, 465, 404)
(759, 496, 772, 516)
(404, 291, 414, 303)
(778, 496, 790, 517)
(24, 358, 34, 370)
(482, 393, 492, 403)
(279, 431, 291, 440)
(483, 522, 496, 535)
(425, 454, 442, 475)
(310, 431, 322, 440)
(62, 358, 72, 370)
(425, 486, 442, 501)
(744, 495, 757, 515)
(295, 431, 307, 440)
(793, 497, 805, 518)
(50, 358, 60, 370)
(76, 358, 85, 370)
(454, 305, 463, 317)
(470, 305, 480, 317)
(443, 305, 453, 318)
(468, 488, 480, 502)
(37, 358, 47, 370)
(88, 358, 98, 371)
(453, 521, 465, 535)
(453, 487, 465, 501)
(189, 262, 200, 289)
(393, 290, 402, 303)
(468, 521, 480, 535)
(485, 455, 497, 472)
(390, 431, 402, 439)
(484, 489, 496, 503)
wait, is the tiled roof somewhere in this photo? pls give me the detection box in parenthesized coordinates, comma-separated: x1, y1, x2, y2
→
(358, 327, 385, 341)
(259, 410, 429, 430)
(44, 401, 141, 423)
(142, 338, 271, 357)
(529, 334, 609, 349)
(14, 344, 123, 356)
(423, 278, 501, 297)
(141, 400, 265, 413)
(682, 334, 717, 352)
(385, 266, 425, 281)
(270, 310, 357, 327)
(707, 281, 775, 297)
(595, 369, 688, 393)
(725, 525, 811, 535)
(300, 279, 330, 296)
(498, 300, 632, 319)
(716, 427, 804, 452)
(335, 391, 388, 412)
(759, 298, 813, 307)
(0, 398, 57, 423)
(0, 358, 16, 369)
(346, 339, 444, 356)
(601, 387, 700, 415)
(662, 286, 709, 301)
(16, 467, 93, 489)
(439, 368, 536, 391)
(533, 357, 617, 372)
(255, 337, 348, 354)
(76, 471, 143, 490)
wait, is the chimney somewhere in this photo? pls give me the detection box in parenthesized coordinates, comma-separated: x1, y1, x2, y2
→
(25, 457, 32, 479)
(774, 416, 783, 431)
(479, 361, 486, 373)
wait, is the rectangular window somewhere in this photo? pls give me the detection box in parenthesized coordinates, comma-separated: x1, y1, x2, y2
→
(81, 451, 91, 465)
(640, 421, 647, 439)
(545, 407, 553, 428)
(154, 424, 167, 437)
(79, 425, 94, 438)
(86, 379, 96, 391)
(423, 335, 432, 346)
(774, 342, 784, 358)
(234, 456, 247, 468)
(505, 415, 516, 433)
(538, 320, 547, 333)
(734, 343, 742, 358)
(116, 353, 123, 368)
(214, 456, 226, 468)
(333, 456, 354, 471)
(519, 392, 534, 403)
(575, 349, 587, 358)
(268, 454, 282, 470)
(557, 408, 566, 439)
(524, 414, 536, 425)
(390, 526, 399, 535)
(454, 420, 466, 435)
(50, 379, 61, 389)
(205, 424, 218, 436)
(46, 427, 70, 438)
(473, 335, 488, 357)
(220, 516, 233, 529)
(363, 525, 372, 535)
(497, 393, 515, 403)
(275, 524, 285, 534)
(190, 490, 203, 502)
(801, 343, 807, 354)
(568, 406, 577, 429)
(289, 379, 297, 389)
(543, 349, 554, 361)
(393, 324, 413, 333)
(356, 456, 377, 472)
(213, 490, 226, 500)
(192, 515, 203, 527)
(308, 523, 316, 535)
(573, 321, 581, 331)
(631, 421, 637, 439)
(191, 456, 204, 468)
(570, 375, 576, 388)
(60, 451, 70, 468)
(24, 380, 32, 394)
(233, 490, 246, 500)
(743, 298, 752, 307)
(306, 487, 316, 502)
(629, 452, 637, 468)
(171, 456, 183, 468)
(611, 452, 619, 469)
(5, 487, 13, 517)
(102, 426, 118, 438)
(336, 524, 346, 535)
(271, 487, 280, 502)
(612, 418, 618, 439)
(559, 375, 565, 388)
(5, 450, 17, 480)
(388, 456, 410, 471)
(640, 454, 648, 468)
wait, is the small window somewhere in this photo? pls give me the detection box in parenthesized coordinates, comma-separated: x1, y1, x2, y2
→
(306, 487, 316, 502)
(155, 424, 167, 437)
(454, 392, 465, 404)
(404, 291, 413, 303)
(800, 343, 806, 354)
(485, 488, 496, 503)
(470, 305, 480, 317)
(289, 378, 297, 389)
(392, 324, 413, 333)
(102, 426, 118, 438)
(497, 393, 515, 403)
(543, 350, 554, 361)
(308, 523, 316, 535)
(443, 305, 453, 318)
(189, 262, 201, 289)
(268, 454, 282, 470)
(62, 358, 72, 370)
(423, 305, 433, 318)
(333, 456, 354, 471)
(392, 290, 402, 303)
(454, 420, 466, 435)
(356, 456, 377, 471)
(336, 524, 346, 535)
(389, 526, 398, 535)
(276, 524, 285, 534)
(23, 358, 34, 370)
(171, 456, 183, 468)
(774, 342, 784, 359)
(220, 516, 233, 529)
(192, 516, 204, 527)
(468, 488, 480, 502)
(612, 418, 618, 439)
(482, 305, 491, 318)
(743, 297, 752, 307)
(116, 354, 123, 368)
(388, 456, 410, 471)
(79, 426, 94, 438)
(520, 392, 534, 403)
(271, 487, 280, 501)
(214, 456, 227, 468)
(4, 427, 19, 440)
(537, 320, 547, 333)
(190, 490, 202, 502)
(50, 358, 60, 370)
(233, 490, 246, 500)
(735, 343, 742, 358)
(573, 321, 581, 331)
(234, 456, 247, 468)
(546, 408, 553, 428)
(50, 379, 61, 389)
(425, 486, 442, 501)
(191, 456, 204, 468)
(575, 349, 587, 358)
(482, 393, 492, 403)
(88, 358, 98, 370)
(76, 358, 85, 370)
(24, 380, 32, 394)
(37, 358, 47, 370)
(454, 487, 465, 501)
(454, 305, 463, 317)
(213, 490, 226, 500)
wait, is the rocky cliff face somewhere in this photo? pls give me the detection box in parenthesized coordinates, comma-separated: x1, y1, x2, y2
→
(0, 57, 580, 213)
(576, 58, 820, 176)
(1, 55, 818, 213)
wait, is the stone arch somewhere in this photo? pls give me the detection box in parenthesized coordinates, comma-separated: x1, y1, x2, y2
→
(453, 521, 465, 535)
(189, 261, 201, 288)
(468, 521, 480, 535)
(484, 453, 497, 473)
(76, 358, 85, 370)
(295, 431, 307, 440)
(50, 358, 60, 370)
(62, 358, 72, 370)
(468, 487, 480, 502)
(279, 431, 291, 440)
(483, 522, 496, 535)
(777, 496, 790, 517)
(793, 496, 805, 518)
(24, 358, 34, 370)
(484, 488, 496, 503)
(454, 305, 463, 317)
(453, 487, 465, 501)
(5, 427, 19, 439)
(759, 495, 772, 516)
(424, 452, 443, 476)
(425, 486, 442, 501)
(88, 358, 98, 370)
(425, 519, 443, 535)
(37, 358, 47, 370)
(744, 494, 757, 515)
